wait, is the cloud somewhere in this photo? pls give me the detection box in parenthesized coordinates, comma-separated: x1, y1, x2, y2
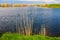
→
(17, 0, 60, 3)
(0, 0, 60, 4)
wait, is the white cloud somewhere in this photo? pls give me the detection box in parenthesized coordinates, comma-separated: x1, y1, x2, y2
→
(44, 0, 54, 2)
(17, 0, 60, 3)
(1, 0, 60, 3)
(17, 0, 40, 1)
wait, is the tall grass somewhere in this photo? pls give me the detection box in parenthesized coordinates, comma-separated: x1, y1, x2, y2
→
(0, 33, 60, 40)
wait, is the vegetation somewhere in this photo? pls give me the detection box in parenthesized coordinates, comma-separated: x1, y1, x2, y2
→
(0, 4, 60, 8)
(47, 4, 60, 8)
(0, 33, 60, 40)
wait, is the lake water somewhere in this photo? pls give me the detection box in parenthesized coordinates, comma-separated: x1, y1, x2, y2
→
(0, 7, 60, 36)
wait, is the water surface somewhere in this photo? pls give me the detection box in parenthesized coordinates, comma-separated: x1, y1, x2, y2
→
(0, 7, 60, 36)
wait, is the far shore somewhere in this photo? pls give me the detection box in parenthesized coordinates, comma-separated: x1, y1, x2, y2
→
(0, 4, 60, 8)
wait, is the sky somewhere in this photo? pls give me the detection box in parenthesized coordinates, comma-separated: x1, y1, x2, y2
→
(0, 0, 60, 4)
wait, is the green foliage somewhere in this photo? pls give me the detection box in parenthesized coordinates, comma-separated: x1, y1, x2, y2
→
(47, 4, 60, 8)
(0, 33, 3, 37)
(0, 33, 60, 40)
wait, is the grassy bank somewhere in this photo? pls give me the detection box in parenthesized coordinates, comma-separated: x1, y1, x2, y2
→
(0, 33, 60, 40)
(47, 4, 60, 8)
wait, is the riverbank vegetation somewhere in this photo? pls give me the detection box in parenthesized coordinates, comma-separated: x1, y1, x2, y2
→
(47, 4, 60, 8)
(0, 33, 60, 40)
(0, 4, 60, 8)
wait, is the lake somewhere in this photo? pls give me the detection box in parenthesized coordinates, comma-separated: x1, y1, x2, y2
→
(0, 7, 60, 36)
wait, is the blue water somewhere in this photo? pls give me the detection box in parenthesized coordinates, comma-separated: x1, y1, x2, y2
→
(0, 7, 60, 36)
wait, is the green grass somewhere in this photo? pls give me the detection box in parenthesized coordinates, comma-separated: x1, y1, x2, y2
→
(0, 33, 60, 40)
(47, 4, 60, 8)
